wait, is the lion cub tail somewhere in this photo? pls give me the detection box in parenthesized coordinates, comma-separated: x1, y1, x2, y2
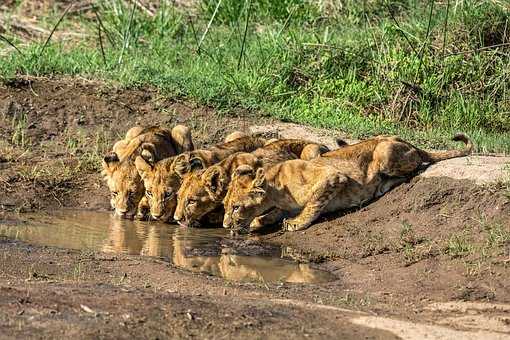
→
(419, 133, 474, 163)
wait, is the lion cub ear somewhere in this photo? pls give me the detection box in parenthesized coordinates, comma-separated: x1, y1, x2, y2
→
(135, 155, 152, 180)
(172, 153, 205, 178)
(189, 156, 205, 172)
(171, 124, 194, 153)
(233, 164, 254, 180)
(203, 166, 227, 201)
(112, 140, 129, 155)
(171, 153, 190, 178)
(125, 126, 144, 141)
(102, 152, 120, 175)
(140, 142, 158, 164)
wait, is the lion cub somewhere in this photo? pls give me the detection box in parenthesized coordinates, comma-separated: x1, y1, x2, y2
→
(174, 139, 330, 227)
(102, 125, 193, 219)
(134, 134, 268, 222)
(223, 134, 473, 232)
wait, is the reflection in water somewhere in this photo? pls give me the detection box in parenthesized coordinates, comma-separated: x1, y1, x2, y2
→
(0, 210, 335, 284)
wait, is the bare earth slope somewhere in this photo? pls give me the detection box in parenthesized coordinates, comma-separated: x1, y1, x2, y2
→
(1, 78, 509, 339)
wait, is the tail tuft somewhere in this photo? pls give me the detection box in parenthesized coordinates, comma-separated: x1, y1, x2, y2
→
(452, 133, 474, 154)
(452, 133, 467, 143)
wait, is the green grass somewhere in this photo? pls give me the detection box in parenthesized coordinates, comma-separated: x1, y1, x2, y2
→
(1, 0, 509, 152)
(446, 233, 474, 258)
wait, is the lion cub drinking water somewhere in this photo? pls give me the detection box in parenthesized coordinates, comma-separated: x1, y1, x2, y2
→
(173, 139, 331, 227)
(134, 134, 268, 222)
(222, 134, 473, 233)
(102, 125, 193, 219)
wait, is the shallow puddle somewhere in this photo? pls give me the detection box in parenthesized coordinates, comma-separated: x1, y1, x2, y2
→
(0, 210, 335, 284)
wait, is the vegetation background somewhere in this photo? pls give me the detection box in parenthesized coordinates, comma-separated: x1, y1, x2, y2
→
(1, 0, 509, 152)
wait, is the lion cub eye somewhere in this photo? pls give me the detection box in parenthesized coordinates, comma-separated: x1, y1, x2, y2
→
(112, 191, 118, 197)
(164, 191, 173, 200)
(187, 199, 197, 206)
(233, 205, 241, 213)
(146, 191, 153, 198)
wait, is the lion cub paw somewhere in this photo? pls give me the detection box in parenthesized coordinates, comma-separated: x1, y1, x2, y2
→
(282, 218, 309, 232)
(249, 217, 264, 231)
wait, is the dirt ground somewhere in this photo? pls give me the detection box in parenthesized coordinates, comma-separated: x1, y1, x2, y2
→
(1, 78, 510, 339)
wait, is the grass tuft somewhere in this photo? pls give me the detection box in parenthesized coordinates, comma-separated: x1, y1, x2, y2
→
(0, 0, 509, 152)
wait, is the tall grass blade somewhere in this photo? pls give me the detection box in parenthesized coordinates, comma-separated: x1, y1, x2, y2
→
(0, 34, 24, 55)
(96, 15, 107, 68)
(198, 0, 222, 53)
(38, 3, 74, 59)
(238, 0, 252, 69)
(188, 16, 200, 51)
(93, 6, 117, 48)
(444, 42, 510, 57)
(386, 3, 417, 55)
(415, 0, 435, 81)
(276, 5, 296, 38)
(118, 1, 136, 66)
(442, 0, 450, 57)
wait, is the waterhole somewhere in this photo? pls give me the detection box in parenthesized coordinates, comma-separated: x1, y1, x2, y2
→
(0, 210, 335, 284)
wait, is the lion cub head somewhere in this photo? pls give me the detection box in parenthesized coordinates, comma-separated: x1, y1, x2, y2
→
(135, 152, 206, 222)
(174, 152, 262, 227)
(174, 166, 228, 227)
(102, 152, 145, 219)
(223, 165, 268, 231)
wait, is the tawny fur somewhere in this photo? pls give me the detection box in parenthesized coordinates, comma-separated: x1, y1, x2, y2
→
(174, 139, 329, 227)
(135, 134, 268, 222)
(102, 125, 194, 219)
(223, 131, 246, 143)
(222, 134, 473, 232)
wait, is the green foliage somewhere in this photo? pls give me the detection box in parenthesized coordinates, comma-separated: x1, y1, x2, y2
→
(1, 0, 509, 152)
(200, 0, 318, 24)
(446, 234, 473, 259)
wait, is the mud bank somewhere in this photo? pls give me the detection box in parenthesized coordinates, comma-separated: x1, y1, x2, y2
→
(1, 78, 510, 338)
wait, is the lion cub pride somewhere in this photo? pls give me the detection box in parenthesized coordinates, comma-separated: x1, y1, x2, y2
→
(133, 133, 268, 222)
(104, 126, 473, 233)
(222, 134, 473, 232)
(102, 125, 193, 219)
(174, 139, 331, 227)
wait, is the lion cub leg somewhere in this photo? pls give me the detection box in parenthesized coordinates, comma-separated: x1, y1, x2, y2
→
(224, 131, 246, 143)
(136, 196, 150, 220)
(374, 141, 423, 178)
(250, 208, 286, 231)
(283, 171, 347, 232)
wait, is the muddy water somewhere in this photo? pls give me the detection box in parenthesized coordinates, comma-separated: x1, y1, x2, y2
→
(0, 210, 335, 284)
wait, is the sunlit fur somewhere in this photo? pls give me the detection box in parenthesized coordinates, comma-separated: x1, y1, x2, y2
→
(135, 156, 181, 222)
(135, 134, 268, 223)
(174, 139, 330, 227)
(223, 134, 474, 232)
(102, 125, 193, 219)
